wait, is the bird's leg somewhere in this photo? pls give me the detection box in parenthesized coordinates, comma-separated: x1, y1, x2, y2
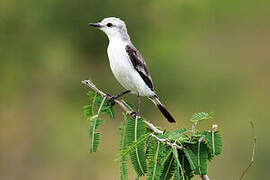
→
(131, 92, 141, 117)
(105, 90, 131, 106)
(137, 92, 140, 116)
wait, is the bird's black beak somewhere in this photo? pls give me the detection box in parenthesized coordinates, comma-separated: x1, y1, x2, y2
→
(88, 23, 102, 28)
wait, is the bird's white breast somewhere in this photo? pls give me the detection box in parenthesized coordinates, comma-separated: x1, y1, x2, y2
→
(107, 39, 154, 96)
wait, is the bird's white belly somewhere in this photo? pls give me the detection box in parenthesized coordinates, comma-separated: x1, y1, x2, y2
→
(107, 42, 154, 97)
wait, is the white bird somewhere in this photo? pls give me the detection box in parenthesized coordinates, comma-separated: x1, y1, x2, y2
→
(89, 17, 175, 123)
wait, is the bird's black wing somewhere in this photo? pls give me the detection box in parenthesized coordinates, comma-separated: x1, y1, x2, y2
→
(125, 45, 154, 91)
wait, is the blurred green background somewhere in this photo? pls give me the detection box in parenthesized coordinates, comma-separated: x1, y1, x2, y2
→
(1, 0, 269, 179)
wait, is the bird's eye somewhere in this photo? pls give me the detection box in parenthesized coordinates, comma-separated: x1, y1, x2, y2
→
(107, 23, 113, 27)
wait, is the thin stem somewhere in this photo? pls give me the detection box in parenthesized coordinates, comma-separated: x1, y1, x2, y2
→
(143, 120, 163, 134)
(137, 93, 140, 116)
(239, 121, 256, 180)
(97, 97, 106, 115)
(150, 133, 183, 150)
(200, 175, 210, 180)
(82, 80, 132, 114)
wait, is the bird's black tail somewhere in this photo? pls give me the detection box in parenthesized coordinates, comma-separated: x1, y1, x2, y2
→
(149, 96, 176, 123)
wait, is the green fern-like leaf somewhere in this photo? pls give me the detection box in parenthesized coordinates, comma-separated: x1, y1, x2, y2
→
(85, 90, 117, 154)
(173, 148, 185, 180)
(147, 141, 168, 180)
(179, 150, 194, 179)
(183, 149, 196, 171)
(190, 112, 214, 123)
(89, 116, 105, 153)
(95, 118, 105, 129)
(184, 143, 208, 175)
(86, 92, 107, 153)
(145, 136, 153, 156)
(120, 133, 150, 158)
(125, 114, 147, 176)
(120, 121, 128, 180)
(94, 92, 115, 119)
(160, 152, 175, 180)
(84, 104, 93, 117)
(87, 91, 96, 102)
(90, 133, 100, 152)
(202, 131, 223, 159)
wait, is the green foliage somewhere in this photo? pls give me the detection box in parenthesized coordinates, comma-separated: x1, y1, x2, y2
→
(84, 91, 115, 153)
(87, 91, 116, 119)
(119, 121, 128, 180)
(120, 132, 151, 159)
(83, 91, 223, 180)
(147, 140, 168, 180)
(160, 152, 175, 180)
(125, 114, 148, 177)
(190, 112, 214, 123)
(184, 143, 209, 175)
(202, 131, 223, 159)
(88, 116, 104, 152)
(173, 148, 184, 180)
(179, 151, 195, 179)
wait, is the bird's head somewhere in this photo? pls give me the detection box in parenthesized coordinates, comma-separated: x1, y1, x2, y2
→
(89, 17, 129, 41)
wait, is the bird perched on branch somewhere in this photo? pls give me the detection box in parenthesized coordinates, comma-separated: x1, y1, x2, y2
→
(89, 17, 175, 123)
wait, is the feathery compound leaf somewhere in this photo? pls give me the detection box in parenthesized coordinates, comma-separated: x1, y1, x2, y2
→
(84, 105, 93, 117)
(190, 112, 214, 123)
(125, 114, 147, 176)
(95, 118, 105, 129)
(160, 152, 176, 180)
(84, 91, 97, 120)
(89, 116, 105, 153)
(184, 143, 208, 175)
(147, 141, 168, 180)
(183, 149, 196, 171)
(90, 133, 101, 152)
(87, 91, 96, 102)
(145, 136, 153, 155)
(202, 131, 223, 159)
(87, 95, 106, 153)
(173, 148, 185, 180)
(120, 122, 128, 180)
(180, 152, 195, 179)
(85, 91, 116, 153)
(121, 133, 151, 158)
(94, 92, 115, 119)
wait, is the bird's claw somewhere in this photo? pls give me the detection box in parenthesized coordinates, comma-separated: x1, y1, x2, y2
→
(105, 94, 116, 106)
(130, 111, 139, 118)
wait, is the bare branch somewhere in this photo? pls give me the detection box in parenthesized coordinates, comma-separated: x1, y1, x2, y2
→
(239, 121, 256, 180)
(200, 175, 210, 180)
(82, 80, 132, 114)
(150, 133, 183, 150)
(143, 120, 163, 134)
